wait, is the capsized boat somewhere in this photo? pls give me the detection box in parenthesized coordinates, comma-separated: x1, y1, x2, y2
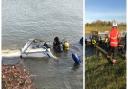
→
(20, 39, 57, 59)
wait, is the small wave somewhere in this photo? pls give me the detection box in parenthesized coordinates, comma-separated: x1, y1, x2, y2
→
(30, 74, 39, 77)
(2, 49, 21, 57)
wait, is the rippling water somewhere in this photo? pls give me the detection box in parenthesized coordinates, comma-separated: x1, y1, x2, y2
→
(2, 0, 83, 88)
(2, 0, 82, 50)
(23, 45, 83, 89)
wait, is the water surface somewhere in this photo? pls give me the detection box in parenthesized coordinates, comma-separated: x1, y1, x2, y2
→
(2, 0, 83, 89)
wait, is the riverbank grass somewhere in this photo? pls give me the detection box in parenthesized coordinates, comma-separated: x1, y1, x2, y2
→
(85, 56, 126, 89)
(85, 24, 126, 34)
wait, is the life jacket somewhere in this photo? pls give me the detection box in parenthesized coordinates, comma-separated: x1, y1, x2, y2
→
(109, 28, 119, 47)
(92, 39, 96, 45)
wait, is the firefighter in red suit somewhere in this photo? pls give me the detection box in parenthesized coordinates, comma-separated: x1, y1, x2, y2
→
(108, 21, 120, 64)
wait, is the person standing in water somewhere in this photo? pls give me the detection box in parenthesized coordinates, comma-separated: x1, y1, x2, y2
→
(53, 37, 62, 52)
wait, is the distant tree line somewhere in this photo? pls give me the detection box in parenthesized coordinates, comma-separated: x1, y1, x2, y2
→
(86, 20, 126, 26)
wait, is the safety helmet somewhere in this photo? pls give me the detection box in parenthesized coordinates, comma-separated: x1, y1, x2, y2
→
(64, 41, 69, 48)
(112, 20, 117, 27)
(63, 41, 70, 51)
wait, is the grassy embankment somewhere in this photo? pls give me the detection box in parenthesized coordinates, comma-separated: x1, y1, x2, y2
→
(85, 56, 126, 89)
(85, 21, 126, 89)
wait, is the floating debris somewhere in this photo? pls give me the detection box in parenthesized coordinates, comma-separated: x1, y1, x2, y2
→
(2, 64, 36, 89)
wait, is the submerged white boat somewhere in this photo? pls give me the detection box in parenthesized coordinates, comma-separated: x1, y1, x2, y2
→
(20, 39, 56, 59)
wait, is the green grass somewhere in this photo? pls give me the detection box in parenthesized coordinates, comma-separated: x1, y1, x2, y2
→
(85, 56, 126, 89)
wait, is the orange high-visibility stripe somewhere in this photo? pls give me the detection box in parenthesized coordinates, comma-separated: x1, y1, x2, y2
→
(110, 42, 118, 44)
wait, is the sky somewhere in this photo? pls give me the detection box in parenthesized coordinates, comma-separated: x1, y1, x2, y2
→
(85, 0, 126, 23)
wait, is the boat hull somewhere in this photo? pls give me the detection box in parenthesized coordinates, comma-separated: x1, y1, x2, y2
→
(21, 52, 48, 58)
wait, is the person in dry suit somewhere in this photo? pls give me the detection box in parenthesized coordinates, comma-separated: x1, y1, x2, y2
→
(79, 37, 83, 46)
(53, 37, 63, 52)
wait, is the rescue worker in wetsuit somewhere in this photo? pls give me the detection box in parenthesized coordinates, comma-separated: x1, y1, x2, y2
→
(53, 37, 62, 52)
(79, 37, 83, 46)
(108, 21, 120, 63)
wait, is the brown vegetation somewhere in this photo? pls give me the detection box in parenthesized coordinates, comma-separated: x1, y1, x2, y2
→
(2, 64, 35, 89)
(85, 20, 126, 33)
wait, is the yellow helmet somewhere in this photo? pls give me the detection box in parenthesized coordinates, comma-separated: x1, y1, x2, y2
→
(63, 41, 70, 51)
(112, 20, 118, 27)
